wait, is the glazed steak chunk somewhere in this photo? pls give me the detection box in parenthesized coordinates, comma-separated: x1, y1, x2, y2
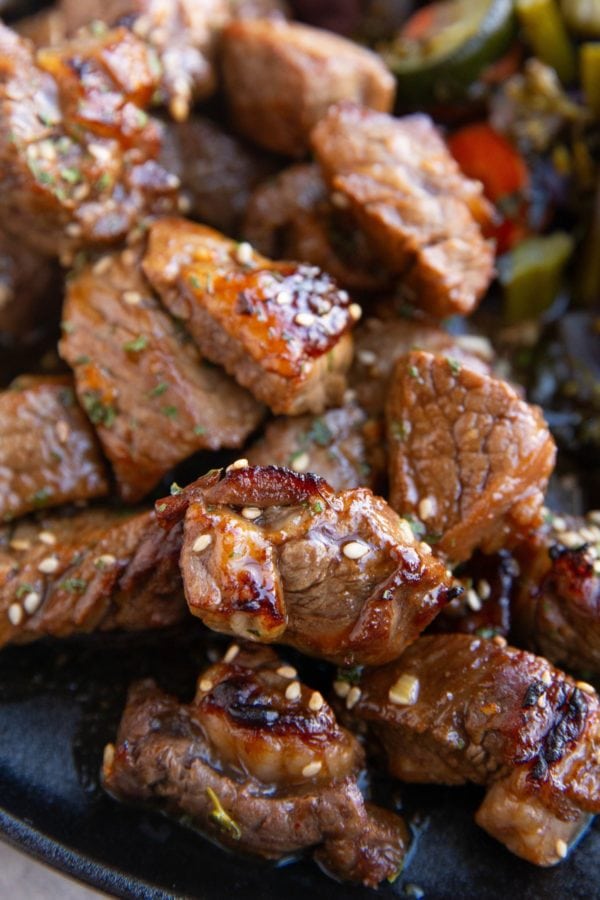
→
(247, 404, 379, 492)
(143, 218, 357, 415)
(156, 465, 458, 665)
(222, 18, 394, 157)
(60, 251, 264, 502)
(0, 376, 109, 522)
(311, 104, 495, 317)
(351, 634, 600, 866)
(512, 511, 600, 675)
(351, 316, 493, 417)
(243, 164, 390, 292)
(386, 352, 556, 563)
(103, 644, 408, 886)
(0, 507, 185, 647)
(0, 24, 178, 261)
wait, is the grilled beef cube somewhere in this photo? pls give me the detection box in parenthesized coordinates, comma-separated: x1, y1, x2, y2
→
(0, 507, 185, 647)
(222, 19, 394, 158)
(0, 24, 178, 261)
(0, 231, 61, 345)
(247, 404, 379, 492)
(311, 104, 495, 318)
(103, 644, 408, 886)
(386, 352, 556, 563)
(351, 633, 600, 866)
(512, 512, 600, 675)
(156, 465, 457, 666)
(0, 376, 109, 522)
(143, 218, 357, 415)
(161, 117, 279, 237)
(59, 251, 264, 502)
(351, 316, 494, 418)
(243, 164, 390, 292)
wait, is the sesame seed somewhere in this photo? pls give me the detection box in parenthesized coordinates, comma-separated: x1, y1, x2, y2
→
(389, 674, 420, 706)
(285, 681, 301, 701)
(576, 680, 596, 695)
(8, 603, 23, 626)
(349, 303, 362, 321)
(192, 534, 212, 553)
(88, 143, 112, 164)
(558, 530, 584, 549)
(275, 290, 292, 305)
(344, 388, 357, 404)
(38, 556, 59, 574)
(103, 742, 115, 771)
(579, 527, 596, 543)
(477, 580, 491, 601)
(277, 665, 297, 679)
(492, 635, 508, 648)
(241, 507, 261, 520)
(358, 349, 377, 366)
(38, 531, 56, 546)
(55, 420, 70, 443)
(418, 496, 436, 520)
(537, 693, 547, 708)
(95, 553, 117, 568)
(552, 516, 567, 531)
(199, 678, 213, 692)
(9, 539, 31, 552)
(235, 242, 254, 266)
(122, 290, 142, 306)
(541, 670, 552, 685)
(330, 191, 349, 208)
(342, 541, 369, 561)
(419, 541, 432, 555)
(223, 644, 240, 663)
(65, 223, 81, 237)
(290, 452, 310, 472)
(93, 256, 112, 275)
(333, 680, 351, 698)
(295, 312, 315, 327)
(301, 761, 322, 778)
(346, 686, 362, 709)
(466, 589, 482, 612)
(23, 591, 42, 615)
(121, 249, 136, 267)
(227, 458, 249, 472)
(309, 691, 324, 712)
(398, 520, 415, 544)
(588, 511, 600, 526)
(555, 839, 568, 859)
(593, 560, 600, 575)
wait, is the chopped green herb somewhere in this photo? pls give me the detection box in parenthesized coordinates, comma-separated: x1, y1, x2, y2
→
(307, 418, 332, 447)
(89, 19, 107, 35)
(390, 420, 408, 441)
(60, 577, 87, 593)
(16, 583, 35, 599)
(95, 172, 112, 192)
(447, 357, 462, 375)
(312, 500, 324, 514)
(61, 321, 75, 334)
(169, 482, 183, 495)
(193, 425, 206, 436)
(74, 355, 91, 365)
(156, 503, 167, 513)
(162, 405, 178, 418)
(408, 364, 420, 379)
(31, 487, 51, 507)
(60, 166, 81, 184)
(206, 787, 242, 839)
(404, 515, 426, 540)
(336, 665, 363, 685)
(189, 275, 201, 290)
(123, 335, 148, 353)
(135, 109, 149, 128)
(81, 391, 117, 428)
(148, 381, 169, 398)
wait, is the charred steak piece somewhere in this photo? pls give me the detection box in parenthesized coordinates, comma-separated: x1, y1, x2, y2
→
(0, 507, 185, 647)
(351, 316, 494, 418)
(0, 23, 178, 261)
(103, 644, 408, 886)
(242, 163, 390, 292)
(0, 376, 109, 522)
(60, 250, 264, 502)
(222, 18, 394, 157)
(143, 218, 357, 415)
(386, 351, 556, 563)
(156, 465, 458, 666)
(247, 403, 380, 492)
(512, 511, 600, 675)
(311, 103, 495, 318)
(351, 633, 600, 866)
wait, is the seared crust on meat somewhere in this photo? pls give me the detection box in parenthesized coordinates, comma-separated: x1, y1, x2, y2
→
(352, 633, 600, 866)
(103, 644, 408, 886)
(0, 507, 185, 647)
(222, 18, 394, 157)
(386, 351, 556, 563)
(513, 512, 600, 675)
(156, 465, 458, 665)
(0, 24, 178, 260)
(311, 103, 494, 317)
(60, 250, 264, 501)
(0, 376, 109, 521)
(143, 218, 356, 415)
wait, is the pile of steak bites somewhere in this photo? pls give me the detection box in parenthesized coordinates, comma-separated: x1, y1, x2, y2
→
(1, 3, 598, 889)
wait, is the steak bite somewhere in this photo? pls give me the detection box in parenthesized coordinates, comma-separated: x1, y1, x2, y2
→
(351, 316, 494, 417)
(221, 18, 394, 157)
(0, 23, 178, 261)
(512, 511, 600, 676)
(386, 351, 556, 563)
(311, 104, 495, 318)
(351, 634, 600, 866)
(155, 465, 458, 666)
(59, 250, 264, 502)
(0, 376, 109, 522)
(243, 164, 390, 292)
(103, 644, 408, 887)
(0, 231, 61, 345)
(143, 218, 357, 415)
(0, 507, 185, 647)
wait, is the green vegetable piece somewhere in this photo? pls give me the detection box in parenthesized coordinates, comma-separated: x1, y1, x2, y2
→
(516, 0, 576, 83)
(498, 232, 574, 323)
(123, 335, 148, 353)
(206, 788, 242, 840)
